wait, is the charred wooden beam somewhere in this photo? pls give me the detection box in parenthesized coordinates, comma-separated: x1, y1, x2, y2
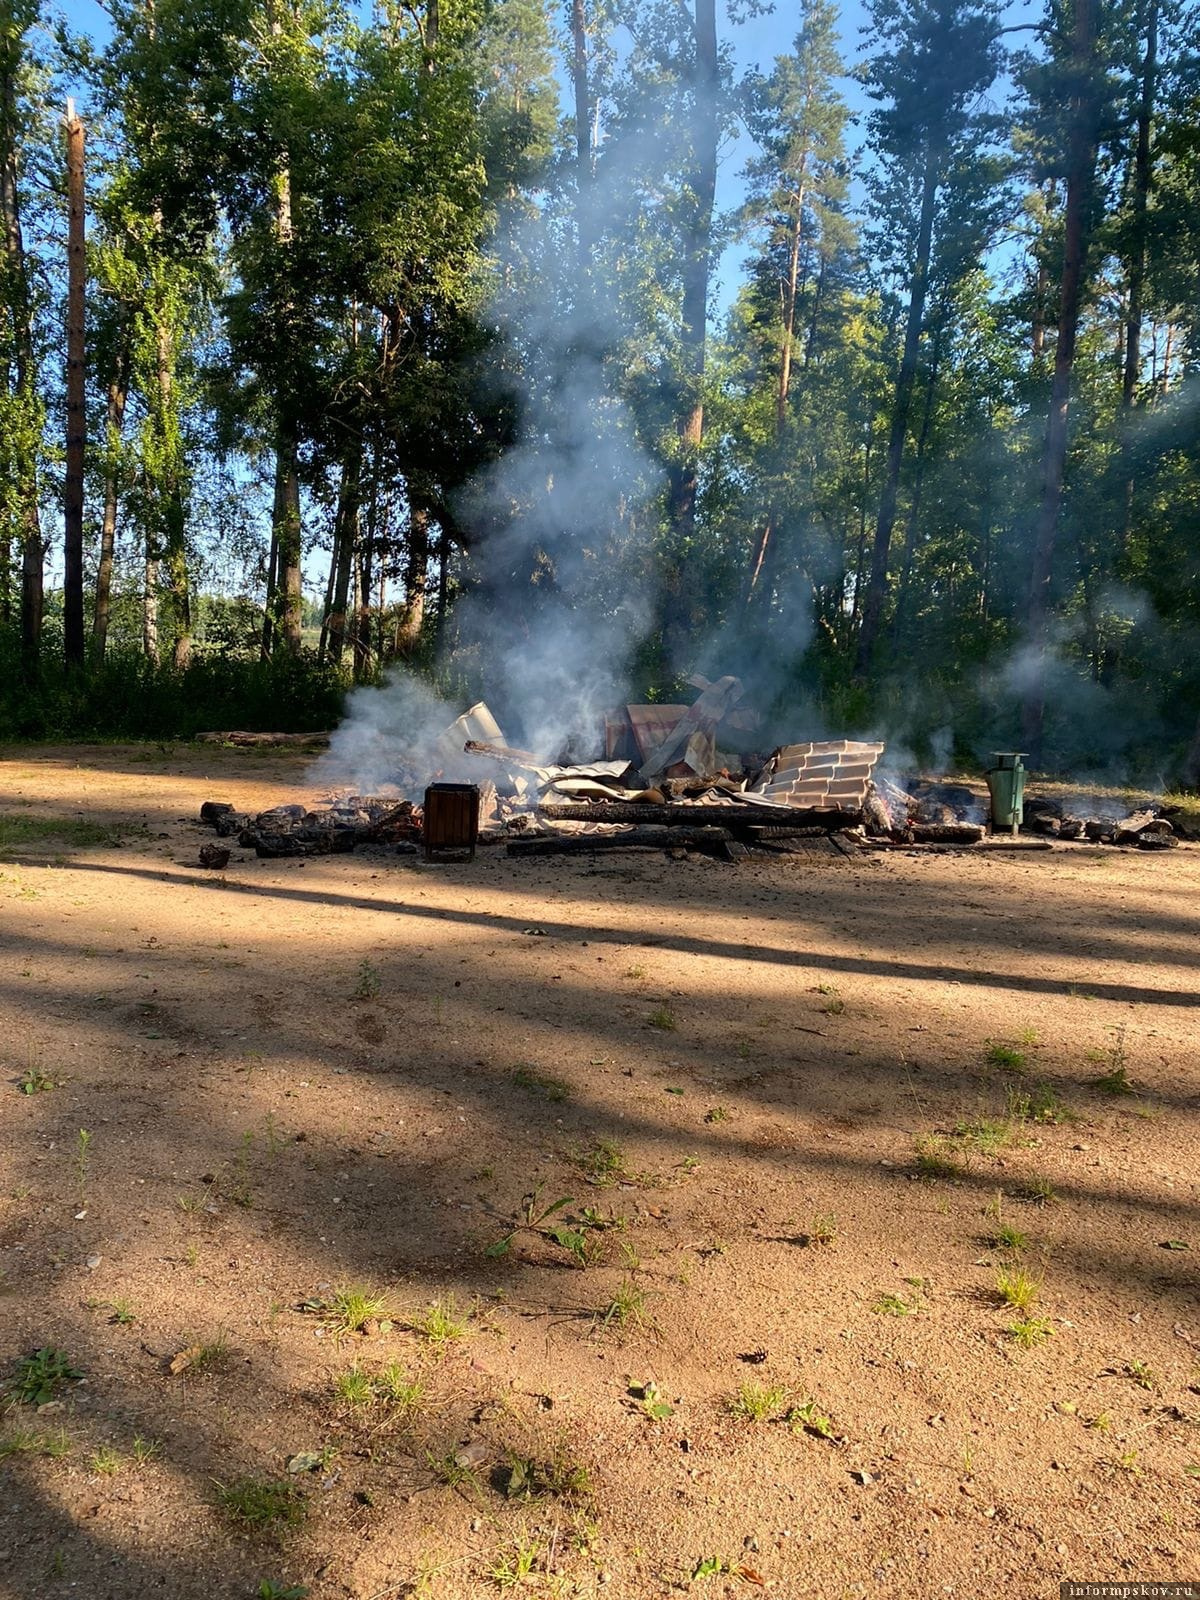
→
(537, 801, 862, 831)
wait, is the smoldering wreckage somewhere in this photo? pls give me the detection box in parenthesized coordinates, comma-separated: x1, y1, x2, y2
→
(195, 675, 1192, 868)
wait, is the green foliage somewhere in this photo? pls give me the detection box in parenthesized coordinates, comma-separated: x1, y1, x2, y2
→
(0, 644, 345, 741)
(9, 1348, 84, 1407)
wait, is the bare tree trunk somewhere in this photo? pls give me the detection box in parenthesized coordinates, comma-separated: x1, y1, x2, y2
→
(662, 0, 718, 663)
(143, 546, 159, 664)
(93, 324, 130, 655)
(855, 142, 940, 674)
(1022, 0, 1101, 759)
(325, 450, 360, 664)
(890, 325, 943, 648)
(353, 439, 380, 679)
(260, 484, 279, 661)
(0, 33, 43, 674)
(158, 314, 192, 669)
(395, 497, 429, 659)
(63, 102, 86, 668)
(1117, 0, 1157, 563)
(435, 527, 449, 650)
(776, 169, 808, 434)
(275, 428, 302, 652)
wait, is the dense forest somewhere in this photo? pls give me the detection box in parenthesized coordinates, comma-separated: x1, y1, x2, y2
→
(2, 0, 1199, 775)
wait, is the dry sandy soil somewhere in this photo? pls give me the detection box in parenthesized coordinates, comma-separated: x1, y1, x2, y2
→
(0, 742, 1197, 1600)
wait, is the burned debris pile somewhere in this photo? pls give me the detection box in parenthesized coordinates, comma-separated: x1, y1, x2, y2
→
(199, 797, 420, 858)
(195, 676, 1193, 865)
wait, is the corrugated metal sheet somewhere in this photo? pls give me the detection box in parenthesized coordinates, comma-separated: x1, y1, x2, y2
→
(751, 740, 885, 812)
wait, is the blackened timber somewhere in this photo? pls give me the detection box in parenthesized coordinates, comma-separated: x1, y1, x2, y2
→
(537, 800, 863, 831)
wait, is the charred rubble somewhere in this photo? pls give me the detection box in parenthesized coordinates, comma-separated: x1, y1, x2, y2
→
(196, 676, 1192, 864)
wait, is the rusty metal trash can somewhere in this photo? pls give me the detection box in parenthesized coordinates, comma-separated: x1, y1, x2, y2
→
(423, 783, 480, 861)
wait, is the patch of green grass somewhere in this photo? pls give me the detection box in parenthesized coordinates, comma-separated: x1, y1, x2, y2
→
(991, 1222, 1029, 1253)
(953, 1117, 1015, 1157)
(985, 1041, 1027, 1071)
(410, 1295, 470, 1347)
(89, 1445, 122, 1475)
(1008, 1316, 1053, 1349)
(130, 1436, 161, 1465)
(333, 1367, 375, 1407)
(873, 1291, 920, 1317)
(376, 1363, 424, 1414)
(692, 1555, 732, 1581)
(1091, 1065, 1137, 1096)
(647, 1005, 678, 1031)
(1125, 1359, 1157, 1391)
(995, 1267, 1040, 1314)
(512, 1065, 570, 1102)
(599, 1278, 649, 1332)
(805, 1213, 837, 1246)
(1022, 1174, 1058, 1205)
(501, 1448, 591, 1502)
(575, 1138, 625, 1186)
(215, 1477, 306, 1533)
(0, 813, 115, 850)
(0, 1425, 70, 1460)
(257, 1583, 310, 1600)
(18, 1065, 55, 1094)
(914, 1135, 962, 1180)
(322, 1285, 391, 1336)
(787, 1398, 838, 1440)
(1006, 1082, 1072, 1125)
(703, 1105, 728, 1124)
(425, 1449, 482, 1493)
(727, 1380, 790, 1422)
(9, 1348, 83, 1407)
(352, 959, 381, 1000)
(106, 1298, 135, 1327)
(489, 1535, 543, 1588)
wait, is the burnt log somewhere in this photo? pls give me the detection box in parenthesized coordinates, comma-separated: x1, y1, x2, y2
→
(537, 800, 862, 831)
(1113, 810, 1170, 845)
(214, 811, 251, 837)
(1084, 820, 1114, 843)
(910, 822, 985, 844)
(1136, 830, 1178, 850)
(200, 801, 235, 824)
(507, 826, 733, 858)
(198, 843, 231, 869)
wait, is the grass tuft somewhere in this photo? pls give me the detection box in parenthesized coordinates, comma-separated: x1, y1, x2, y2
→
(215, 1476, 306, 1532)
(727, 1379, 790, 1422)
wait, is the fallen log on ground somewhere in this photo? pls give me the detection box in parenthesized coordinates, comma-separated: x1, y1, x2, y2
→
(507, 826, 732, 857)
(537, 801, 863, 831)
(909, 822, 986, 844)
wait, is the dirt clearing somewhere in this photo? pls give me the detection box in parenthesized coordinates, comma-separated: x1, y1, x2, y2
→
(0, 744, 1197, 1600)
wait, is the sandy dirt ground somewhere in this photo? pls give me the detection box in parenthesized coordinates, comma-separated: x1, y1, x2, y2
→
(0, 742, 1197, 1600)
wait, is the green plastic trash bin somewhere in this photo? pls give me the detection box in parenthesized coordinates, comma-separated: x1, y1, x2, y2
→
(987, 752, 1026, 835)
